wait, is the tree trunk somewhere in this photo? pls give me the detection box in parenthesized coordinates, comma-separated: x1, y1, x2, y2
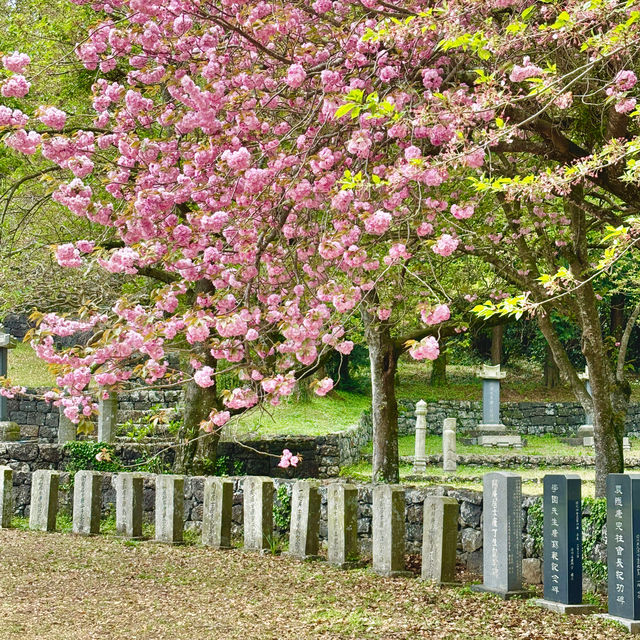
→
(610, 293, 626, 345)
(362, 308, 399, 483)
(491, 325, 504, 365)
(337, 353, 351, 388)
(430, 337, 447, 386)
(543, 342, 560, 388)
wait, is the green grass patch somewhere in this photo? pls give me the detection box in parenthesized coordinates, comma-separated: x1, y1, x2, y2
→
(7, 341, 55, 387)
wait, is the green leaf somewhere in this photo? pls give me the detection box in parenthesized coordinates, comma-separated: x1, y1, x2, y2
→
(334, 103, 356, 119)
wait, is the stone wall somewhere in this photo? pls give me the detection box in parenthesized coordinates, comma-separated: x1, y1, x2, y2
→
(2, 313, 30, 340)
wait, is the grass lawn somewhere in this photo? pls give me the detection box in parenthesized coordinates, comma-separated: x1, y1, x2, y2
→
(0, 527, 626, 640)
(6, 341, 55, 387)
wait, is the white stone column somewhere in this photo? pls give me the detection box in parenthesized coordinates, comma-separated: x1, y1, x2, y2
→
(202, 477, 233, 549)
(58, 414, 77, 445)
(243, 476, 274, 551)
(72, 470, 102, 535)
(442, 418, 457, 472)
(372, 484, 410, 577)
(98, 389, 118, 443)
(413, 400, 427, 473)
(29, 470, 59, 532)
(155, 475, 184, 544)
(327, 483, 359, 568)
(288, 480, 321, 560)
(0, 465, 13, 528)
(114, 473, 143, 539)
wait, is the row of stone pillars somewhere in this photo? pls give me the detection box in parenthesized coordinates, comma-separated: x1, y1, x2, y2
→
(0, 469, 459, 584)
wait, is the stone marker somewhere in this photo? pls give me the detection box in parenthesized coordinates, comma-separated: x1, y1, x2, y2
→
(475, 365, 522, 448)
(534, 474, 595, 614)
(596, 473, 640, 632)
(155, 474, 184, 544)
(243, 476, 274, 551)
(0, 328, 19, 442)
(327, 483, 359, 568)
(202, 477, 233, 549)
(372, 484, 410, 577)
(29, 469, 60, 532)
(413, 400, 427, 473)
(98, 389, 118, 443)
(442, 418, 457, 472)
(288, 480, 321, 560)
(0, 465, 13, 528)
(57, 414, 77, 444)
(72, 470, 102, 535)
(421, 495, 459, 584)
(114, 473, 143, 539)
(471, 472, 529, 599)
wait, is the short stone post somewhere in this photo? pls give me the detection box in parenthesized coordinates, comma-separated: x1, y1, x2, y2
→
(57, 414, 77, 445)
(471, 472, 529, 599)
(155, 475, 184, 544)
(372, 484, 410, 577)
(202, 477, 233, 549)
(243, 476, 274, 551)
(98, 389, 118, 443)
(0, 465, 13, 528)
(596, 473, 640, 632)
(534, 474, 594, 614)
(0, 328, 19, 442)
(288, 480, 321, 560)
(72, 470, 102, 535)
(442, 418, 457, 472)
(413, 400, 427, 473)
(114, 473, 143, 539)
(421, 496, 459, 584)
(29, 470, 60, 532)
(327, 483, 359, 568)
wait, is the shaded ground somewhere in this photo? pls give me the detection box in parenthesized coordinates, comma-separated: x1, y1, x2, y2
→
(0, 529, 627, 640)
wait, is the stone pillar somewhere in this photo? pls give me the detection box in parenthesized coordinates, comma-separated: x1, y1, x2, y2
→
(288, 480, 321, 560)
(596, 473, 640, 632)
(471, 472, 529, 599)
(0, 329, 19, 442)
(114, 473, 143, 539)
(327, 483, 359, 568)
(243, 476, 274, 551)
(476, 364, 522, 447)
(0, 465, 13, 528)
(534, 474, 595, 614)
(372, 484, 410, 577)
(98, 389, 118, 443)
(442, 418, 457, 472)
(202, 477, 233, 549)
(421, 496, 459, 584)
(413, 400, 427, 473)
(72, 470, 102, 535)
(155, 475, 184, 544)
(57, 414, 77, 445)
(29, 470, 60, 532)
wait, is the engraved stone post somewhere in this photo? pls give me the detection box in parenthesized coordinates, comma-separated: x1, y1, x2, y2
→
(534, 474, 595, 614)
(243, 476, 274, 551)
(421, 495, 459, 584)
(442, 418, 457, 472)
(596, 474, 640, 632)
(57, 414, 77, 445)
(202, 477, 233, 549)
(155, 475, 184, 544)
(114, 473, 143, 539)
(0, 329, 19, 441)
(288, 480, 321, 560)
(413, 400, 427, 473)
(471, 472, 528, 599)
(29, 470, 60, 532)
(372, 484, 410, 577)
(476, 365, 522, 447)
(327, 483, 359, 568)
(98, 389, 118, 443)
(72, 470, 102, 535)
(0, 465, 13, 528)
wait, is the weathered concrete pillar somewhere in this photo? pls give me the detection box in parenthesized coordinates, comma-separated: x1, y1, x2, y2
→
(114, 473, 143, 539)
(243, 476, 273, 551)
(327, 483, 359, 568)
(421, 496, 459, 583)
(413, 400, 427, 473)
(442, 418, 457, 472)
(29, 470, 60, 532)
(72, 470, 102, 535)
(57, 414, 77, 445)
(372, 484, 410, 577)
(0, 465, 13, 528)
(202, 477, 233, 549)
(288, 480, 321, 560)
(155, 475, 184, 544)
(0, 330, 19, 441)
(98, 389, 118, 443)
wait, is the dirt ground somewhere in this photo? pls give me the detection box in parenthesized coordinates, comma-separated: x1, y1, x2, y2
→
(0, 529, 628, 640)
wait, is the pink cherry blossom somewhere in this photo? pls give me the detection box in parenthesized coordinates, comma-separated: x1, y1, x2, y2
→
(2, 51, 30, 73)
